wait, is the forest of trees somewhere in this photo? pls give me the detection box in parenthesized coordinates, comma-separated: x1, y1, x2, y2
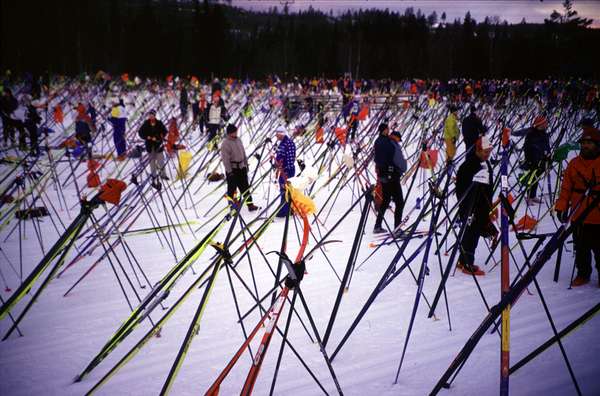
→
(1, 0, 598, 79)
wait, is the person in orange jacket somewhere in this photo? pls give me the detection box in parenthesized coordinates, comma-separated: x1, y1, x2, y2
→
(555, 123, 600, 287)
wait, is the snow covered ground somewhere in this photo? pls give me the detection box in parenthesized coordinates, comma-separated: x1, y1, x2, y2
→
(1, 92, 599, 396)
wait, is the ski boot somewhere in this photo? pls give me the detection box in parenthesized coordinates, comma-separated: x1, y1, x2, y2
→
(457, 261, 485, 276)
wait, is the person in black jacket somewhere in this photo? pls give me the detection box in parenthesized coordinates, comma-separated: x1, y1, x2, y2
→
(0, 88, 18, 146)
(461, 104, 486, 158)
(373, 124, 406, 234)
(138, 110, 168, 186)
(512, 115, 550, 203)
(25, 100, 41, 155)
(455, 135, 497, 275)
(179, 84, 189, 121)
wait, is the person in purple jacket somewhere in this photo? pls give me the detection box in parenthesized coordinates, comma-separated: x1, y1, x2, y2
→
(274, 125, 296, 217)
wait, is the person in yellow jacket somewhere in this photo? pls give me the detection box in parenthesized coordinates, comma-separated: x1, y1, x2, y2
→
(443, 105, 460, 164)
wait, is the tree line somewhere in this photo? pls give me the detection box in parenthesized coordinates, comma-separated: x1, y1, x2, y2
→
(1, 0, 598, 79)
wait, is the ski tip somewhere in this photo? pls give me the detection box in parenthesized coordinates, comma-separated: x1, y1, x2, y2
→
(73, 375, 83, 383)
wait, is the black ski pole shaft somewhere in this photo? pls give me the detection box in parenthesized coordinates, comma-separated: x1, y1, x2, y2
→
(322, 188, 371, 347)
(430, 194, 600, 395)
(488, 234, 548, 335)
(0, 294, 23, 337)
(427, 183, 479, 318)
(395, 183, 447, 383)
(331, 179, 444, 361)
(159, 207, 242, 395)
(297, 287, 344, 395)
(2, 210, 89, 340)
(268, 289, 298, 396)
(223, 259, 255, 358)
(0, 198, 93, 322)
(553, 243, 564, 282)
(272, 209, 290, 305)
(510, 302, 600, 375)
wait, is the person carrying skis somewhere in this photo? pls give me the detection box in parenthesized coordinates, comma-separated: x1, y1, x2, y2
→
(461, 104, 486, 159)
(512, 115, 550, 204)
(204, 91, 229, 144)
(108, 98, 128, 161)
(138, 109, 168, 188)
(273, 125, 296, 218)
(555, 125, 600, 287)
(220, 123, 259, 212)
(455, 135, 498, 275)
(443, 104, 460, 164)
(373, 124, 406, 234)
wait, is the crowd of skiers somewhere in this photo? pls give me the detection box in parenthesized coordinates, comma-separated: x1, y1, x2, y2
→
(437, 104, 599, 282)
(1, 72, 599, 285)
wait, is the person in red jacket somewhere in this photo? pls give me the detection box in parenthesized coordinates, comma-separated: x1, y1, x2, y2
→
(555, 125, 600, 287)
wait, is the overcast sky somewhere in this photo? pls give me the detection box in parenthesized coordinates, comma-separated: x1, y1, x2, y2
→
(229, 0, 600, 27)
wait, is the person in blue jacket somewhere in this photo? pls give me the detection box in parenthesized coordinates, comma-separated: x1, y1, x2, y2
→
(273, 125, 296, 218)
(373, 123, 406, 234)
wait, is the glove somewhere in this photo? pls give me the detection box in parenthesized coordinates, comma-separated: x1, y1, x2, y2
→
(555, 210, 568, 223)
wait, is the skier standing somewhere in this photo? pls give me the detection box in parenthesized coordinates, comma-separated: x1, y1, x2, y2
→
(220, 123, 259, 211)
(512, 115, 550, 204)
(204, 92, 229, 144)
(443, 105, 460, 164)
(455, 136, 498, 275)
(138, 109, 168, 188)
(109, 98, 128, 161)
(555, 125, 600, 287)
(74, 103, 95, 158)
(273, 125, 296, 218)
(373, 124, 406, 234)
(0, 88, 18, 147)
(462, 104, 486, 159)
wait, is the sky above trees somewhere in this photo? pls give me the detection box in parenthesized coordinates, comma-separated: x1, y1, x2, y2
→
(230, 0, 600, 27)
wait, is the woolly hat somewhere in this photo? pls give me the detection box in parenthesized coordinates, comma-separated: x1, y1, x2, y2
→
(226, 124, 238, 134)
(532, 115, 548, 129)
(148, 109, 156, 116)
(390, 131, 402, 140)
(579, 127, 600, 143)
(275, 125, 287, 136)
(378, 123, 389, 133)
